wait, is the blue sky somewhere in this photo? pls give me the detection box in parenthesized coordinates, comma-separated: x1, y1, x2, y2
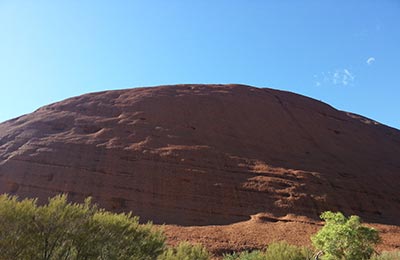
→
(1, 1, 399, 129)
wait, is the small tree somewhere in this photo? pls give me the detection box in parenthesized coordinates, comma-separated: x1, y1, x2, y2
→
(311, 211, 380, 260)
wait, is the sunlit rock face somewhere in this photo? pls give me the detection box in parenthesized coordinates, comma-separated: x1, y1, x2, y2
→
(0, 84, 399, 226)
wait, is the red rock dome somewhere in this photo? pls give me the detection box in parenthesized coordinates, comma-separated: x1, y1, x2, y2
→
(0, 84, 399, 227)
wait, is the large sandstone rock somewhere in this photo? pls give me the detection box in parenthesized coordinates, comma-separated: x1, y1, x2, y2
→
(0, 84, 399, 227)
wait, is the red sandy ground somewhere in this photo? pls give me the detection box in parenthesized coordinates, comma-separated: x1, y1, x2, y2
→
(161, 220, 400, 258)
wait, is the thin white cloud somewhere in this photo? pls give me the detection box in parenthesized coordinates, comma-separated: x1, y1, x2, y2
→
(333, 71, 340, 85)
(367, 57, 375, 65)
(314, 68, 355, 87)
(342, 69, 355, 86)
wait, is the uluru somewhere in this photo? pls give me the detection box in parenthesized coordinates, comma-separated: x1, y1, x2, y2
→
(1, 84, 399, 253)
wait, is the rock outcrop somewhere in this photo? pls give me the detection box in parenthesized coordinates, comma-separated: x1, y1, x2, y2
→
(0, 84, 399, 227)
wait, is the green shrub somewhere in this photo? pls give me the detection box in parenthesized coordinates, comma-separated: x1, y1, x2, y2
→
(370, 251, 400, 260)
(223, 250, 265, 260)
(311, 211, 381, 260)
(264, 241, 312, 260)
(0, 194, 165, 260)
(222, 242, 311, 260)
(158, 242, 211, 260)
(0, 195, 38, 259)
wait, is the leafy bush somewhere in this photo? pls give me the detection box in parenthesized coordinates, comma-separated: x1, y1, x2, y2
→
(264, 241, 312, 260)
(370, 251, 400, 260)
(223, 242, 311, 260)
(311, 211, 380, 260)
(222, 250, 265, 260)
(0, 194, 165, 260)
(158, 242, 211, 260)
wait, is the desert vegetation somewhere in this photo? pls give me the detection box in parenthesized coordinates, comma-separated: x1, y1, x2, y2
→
(158, 242, 211, 260)
(311, 211, 380, 260)
(0, 194, 165, 260)
(222, 241, 313, 260)
(0, 194, 398, 260)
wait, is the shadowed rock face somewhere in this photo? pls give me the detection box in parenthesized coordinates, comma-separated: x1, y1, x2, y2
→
(0, 84, 399, 226)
